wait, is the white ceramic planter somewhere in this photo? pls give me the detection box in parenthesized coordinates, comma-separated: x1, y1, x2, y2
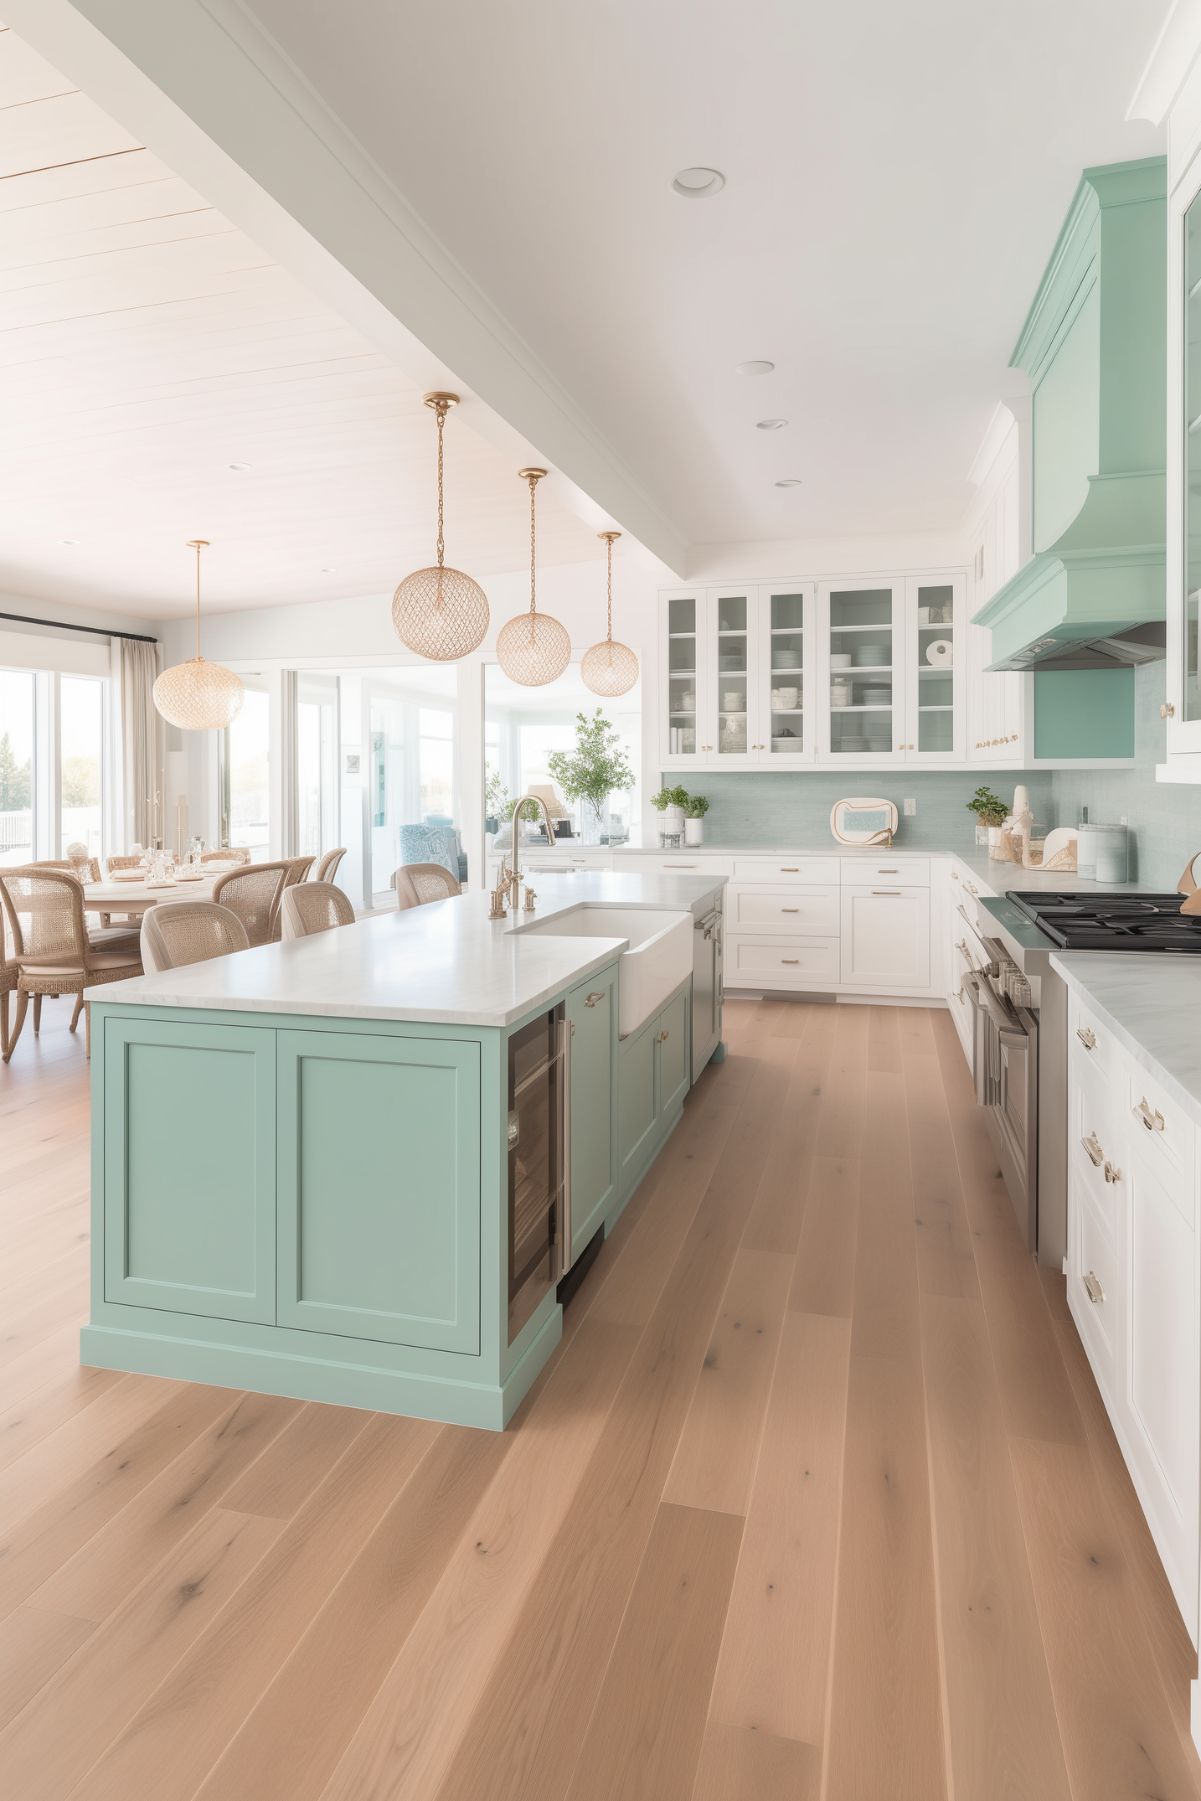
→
(684, 817, 705, 846)
(660, 804, 685, 840)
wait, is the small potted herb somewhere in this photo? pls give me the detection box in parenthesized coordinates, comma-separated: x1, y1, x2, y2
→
(965, 785, 1009, 853)
(650, 783, 690, 842)
(683, 792, 710, 846)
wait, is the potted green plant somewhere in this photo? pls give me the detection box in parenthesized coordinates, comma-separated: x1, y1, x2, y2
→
(965, 784, 1009, 854)
(484, 767, 507, 836)
(650, 783, 690, 842)
(683, 792, 709, 847)
(546, 709, 636, 845)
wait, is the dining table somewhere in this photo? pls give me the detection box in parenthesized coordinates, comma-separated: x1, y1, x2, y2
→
(81, 868, 238, 916)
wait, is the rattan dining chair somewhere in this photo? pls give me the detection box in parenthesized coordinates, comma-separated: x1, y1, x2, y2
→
(270, 855, 316, 940)
(0, 866, 142, 1060)
(393, 863, 462, 909)
(280, 881, 355, 939)
(140, 901, 251, 973)
(314, 847, 347, 883)
(200, 847, 251, 865)
(211, 862, 288, 948)
(0, 904, 16, 1063)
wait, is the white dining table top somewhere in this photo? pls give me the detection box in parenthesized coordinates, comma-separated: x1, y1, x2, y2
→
(82, 871, 225, 912)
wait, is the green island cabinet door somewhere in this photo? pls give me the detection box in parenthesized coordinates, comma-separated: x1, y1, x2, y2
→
(658, 988, 690, 1119)
(567, 965, 618, 1261)
(102, 1016, 277, 1324)
(619, 1013, 659, 1190)
(276, 1028, 481, 1354)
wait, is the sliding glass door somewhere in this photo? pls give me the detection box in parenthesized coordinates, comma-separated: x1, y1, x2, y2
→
(58, 674, 104, 856)
(219, 682, 270, 856)
(296, 674, 339, 857)
(0, 669, 35, 866)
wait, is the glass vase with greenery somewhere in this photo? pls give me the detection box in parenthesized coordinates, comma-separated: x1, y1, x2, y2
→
(546, 710, 636, 843)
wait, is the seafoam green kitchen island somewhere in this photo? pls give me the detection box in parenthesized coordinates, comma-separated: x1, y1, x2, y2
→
(82, 871, 725, 1428)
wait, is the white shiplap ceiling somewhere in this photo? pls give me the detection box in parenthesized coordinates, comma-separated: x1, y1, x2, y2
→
(0, 27, 603, 618)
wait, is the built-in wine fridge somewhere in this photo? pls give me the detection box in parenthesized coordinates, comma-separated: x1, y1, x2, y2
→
(507, 1003, 567, 1344)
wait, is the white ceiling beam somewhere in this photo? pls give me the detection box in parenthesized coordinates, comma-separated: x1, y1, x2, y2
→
(2, 0, 689, 577)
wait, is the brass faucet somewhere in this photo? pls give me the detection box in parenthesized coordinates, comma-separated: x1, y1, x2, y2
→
(506, 792, 557, 911)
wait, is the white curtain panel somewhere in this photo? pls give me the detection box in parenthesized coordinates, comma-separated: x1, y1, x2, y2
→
(119, 638, 164, 849)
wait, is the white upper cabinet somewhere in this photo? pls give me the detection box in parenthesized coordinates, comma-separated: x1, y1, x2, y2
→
(965, 437, 1031, 764)
(659, 574, 969, 769)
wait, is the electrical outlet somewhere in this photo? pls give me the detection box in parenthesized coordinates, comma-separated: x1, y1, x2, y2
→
(903, 798, 917, 816)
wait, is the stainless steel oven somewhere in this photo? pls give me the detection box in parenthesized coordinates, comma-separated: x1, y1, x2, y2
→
(965, 965, 1039, 1251)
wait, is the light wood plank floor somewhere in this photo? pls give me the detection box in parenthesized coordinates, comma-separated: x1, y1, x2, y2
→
(2, 996, 1201, 1800)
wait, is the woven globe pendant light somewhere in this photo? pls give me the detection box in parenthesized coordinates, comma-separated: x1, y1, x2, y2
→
(581, 530, 639, 697)
(495, 468, 571, 686)
(152, 540, 245, 731)
(392, 391, 489, 659)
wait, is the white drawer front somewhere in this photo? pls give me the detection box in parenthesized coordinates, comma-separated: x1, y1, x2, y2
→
(841, 857, 931, 888)
(1127, 1070, 1196, 1202)
(616, 853, 734, 877)
(839, 888, 931, 989)
(726, 935, 840, 986)
(730, 885, 839, 935)
(1069, 1170, 1119, 1390)
(732, 855, 841, 884)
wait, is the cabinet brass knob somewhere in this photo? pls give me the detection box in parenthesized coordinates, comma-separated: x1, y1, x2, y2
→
(1103, 1161, 1122, 1185)
(657, 1028, 670, 1043)
(1081, 1132, 1104, 1168)
(1134, 1096, 1165, 1134)
(1161, 702, 1176, 719)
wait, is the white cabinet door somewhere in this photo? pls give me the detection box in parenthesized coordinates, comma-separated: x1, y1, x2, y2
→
(903, 575, 964, 762)
(707, 586, 759, 768)
(660, 590, 706, 766)
(839, 887, 931, 988)
(753, 583, 816, 764)
(818, 579, 905, 765)
(1165, 177, 1201, 765)
(1122, 1138, 1199, 1624)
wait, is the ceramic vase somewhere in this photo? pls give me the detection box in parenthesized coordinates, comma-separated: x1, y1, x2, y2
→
(684, 817, 704, 847)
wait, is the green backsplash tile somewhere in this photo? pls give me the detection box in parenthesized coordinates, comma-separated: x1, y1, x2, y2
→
(665, 664, 1195, 887)
(661, 767, 1055, 853)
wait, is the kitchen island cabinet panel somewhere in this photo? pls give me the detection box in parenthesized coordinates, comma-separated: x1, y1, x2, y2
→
(276, 1030, 481, 1353)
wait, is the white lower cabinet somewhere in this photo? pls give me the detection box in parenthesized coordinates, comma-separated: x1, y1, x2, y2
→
(839, 886, 931, 989)
(1066, 1003, 1200, 1640)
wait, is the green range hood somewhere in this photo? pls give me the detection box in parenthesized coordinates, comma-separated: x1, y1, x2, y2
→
(974, 158, 1166, 673)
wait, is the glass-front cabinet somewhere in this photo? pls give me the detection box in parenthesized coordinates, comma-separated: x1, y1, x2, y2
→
(660, 574, 963, 768)
(820, 581, 902, 762)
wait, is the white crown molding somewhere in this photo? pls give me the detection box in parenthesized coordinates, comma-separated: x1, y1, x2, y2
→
(3, 0, 689, 577)
(966, 402, 1020, 490)
(1128, 0, 1201, 123)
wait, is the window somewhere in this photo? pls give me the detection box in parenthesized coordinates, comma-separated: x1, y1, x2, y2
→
(220, 683, 270, 855)
(58, 675, 104, 857)
(0, 669, 35, 867)
(296, 674, 339, 857)
(484, 663, 641, 848)
(419, 706, 454, 818)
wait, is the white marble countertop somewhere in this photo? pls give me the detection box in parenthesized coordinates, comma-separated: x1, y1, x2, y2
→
(1051, 953, 1201, 1129)
(89, 871, 725, 1027)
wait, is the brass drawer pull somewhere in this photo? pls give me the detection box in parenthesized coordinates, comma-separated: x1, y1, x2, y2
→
(779, 866, 800, 872)
(876, 867, 899, 873)
(1081, 1132, 1105, 1168)
(1076, 1026, 1097, 1051)
(781, 907, 800, 914)
(872, 889, 901, 897)
(781, 957, 799, 965)
(1083, 1271, 1105, 1305)
(1103, 1161, 1122, 1185)
(584, 991, 607, 1008)
(1134, 1097, 1166, 1134)
(965, 882, 979, 896)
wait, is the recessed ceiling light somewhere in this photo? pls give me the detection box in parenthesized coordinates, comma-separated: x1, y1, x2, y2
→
(756, 418, 788, 431)
(60, 538, 78, 546)
(672, 166, 725, 198)
(227, 461, 253, 472)
(320, 565, 337, 573)
(735, 360, 774, 377)
(774, 478, 804, 488)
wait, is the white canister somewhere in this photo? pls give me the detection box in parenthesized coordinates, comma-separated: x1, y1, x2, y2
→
(1092, 824, 1129, 885)
(684, 817, 704, 847)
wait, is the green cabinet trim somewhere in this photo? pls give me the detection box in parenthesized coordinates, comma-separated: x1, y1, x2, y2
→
(615, 979, 691, 1220)
(567, 966, 618, 1263)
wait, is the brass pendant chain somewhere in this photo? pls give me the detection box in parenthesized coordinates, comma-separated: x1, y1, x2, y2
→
(187, 538, 209, 661)
(434, 400, 446, 571)
(519, 468, 546, 645)
(606, 533, 614, 643)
